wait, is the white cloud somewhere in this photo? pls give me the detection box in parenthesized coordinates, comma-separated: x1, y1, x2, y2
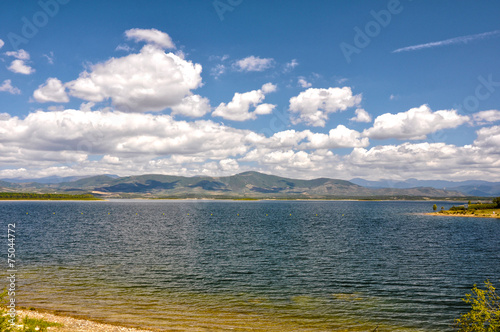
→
(212, 83, 277, 121)
(233, 56, 274, 72)
(261, 82, 277, 94)
(1, 107, 499, 181)
(363, 104, 469, 140)
(262, 130, 309, 148)
(284, 59, 298, 72)
(210, 64, 226, 79)
(8, 60, 35, 75)
(0, 39, 4, 49)
(0, 109, 256, 167)
(350, 108, 372, 123)
(472, 110, 500, 125)
(5, 49, 34, 74)
(115, 44, 134, 52)
(219, 158, 239, 172)
(0, 80, 21, 95)
(65, 45, 203, 112)
(124, 28, 176, 49)
(170, 94, 211, 117)
(345, 141, 500, 181)
(43, 52, 54, 64)
(254, 103, 276, 115)
(393, 30, 500, 53)
(254, 126, 368, 150)
(5, 49, 30, 60)
(209, 54, 230, 79)
(301, 125, 369, 149)
(289, 87, 362, 127)
(474, 125, 500, 149)
(33, 78, 69, 103)
(298, 77, 312, 88)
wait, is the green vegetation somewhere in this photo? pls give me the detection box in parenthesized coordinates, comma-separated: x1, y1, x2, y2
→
(434, 197, 500, 218)
(456, 280, 500, 331)
(0, 192, 100, 200)
(433, 204, 437, 211)
(494, 197, 500, 208)
(1, 290, 61, 331)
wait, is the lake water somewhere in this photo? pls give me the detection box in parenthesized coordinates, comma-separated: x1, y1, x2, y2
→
(1, 200, 500, 331)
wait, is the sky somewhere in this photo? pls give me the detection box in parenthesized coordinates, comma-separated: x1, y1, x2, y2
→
(0, 0, 500, 181)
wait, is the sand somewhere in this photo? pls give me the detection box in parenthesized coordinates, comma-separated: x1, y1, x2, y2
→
(16, 309, 155, 332)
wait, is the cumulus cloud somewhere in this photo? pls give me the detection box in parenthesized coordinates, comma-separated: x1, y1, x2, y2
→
(125, 28, 176, 49)
(301, 125, 369, 149)
(363, 104, 469, 140)
(253, 126, 368, 150)
(65, 44, 203, 112)
(219, 158, 239, 172)
(1, 107, 499, 181)
(474, 125, 500, 149)
(233, 56, 274, 72)
(0, 109, 256, 167)
(170, 94, 211, 117)
(345, 141, 500, 180)
(472, 110, 500, 125)
(261, 82, 277, 94)
(0, 80, 21, 95)
(254, 103, 276, 115)
(298, 77, 312, 88)
(8, 59, 34, 75)
(5, 49, 30, 60)
(5, 49, 34, 75)
(289, 87, 362, 127)
(350, 108, 372, 123)
(33, 78, 69, 103)
(0, 39, 4, 49)
(212, 83, 277, 121)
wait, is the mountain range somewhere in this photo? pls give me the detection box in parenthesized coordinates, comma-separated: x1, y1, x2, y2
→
(349, 178, 500, 196)
(1, 171, 487, 199)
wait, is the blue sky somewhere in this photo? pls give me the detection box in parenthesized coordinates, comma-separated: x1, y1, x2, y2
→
(0, 0, 499, 181)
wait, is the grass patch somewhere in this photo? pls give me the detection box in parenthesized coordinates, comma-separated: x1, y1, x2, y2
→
(19, 316, 62, 331)
(1, 289, 62, 331)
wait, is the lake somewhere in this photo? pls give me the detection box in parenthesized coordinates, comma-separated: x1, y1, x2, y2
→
(1, 200, 499, 331)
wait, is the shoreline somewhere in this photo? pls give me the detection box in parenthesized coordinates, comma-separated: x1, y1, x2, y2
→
(16, 308, 155, 332)
(425, 212, 500, 219)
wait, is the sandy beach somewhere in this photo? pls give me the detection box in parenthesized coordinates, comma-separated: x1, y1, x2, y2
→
(16, 309, 154, 332)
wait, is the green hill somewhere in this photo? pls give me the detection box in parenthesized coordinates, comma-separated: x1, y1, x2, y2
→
(34, 171, 464, 199)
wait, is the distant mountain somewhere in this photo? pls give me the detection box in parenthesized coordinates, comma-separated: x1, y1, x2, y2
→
(0, 171, 465, 199)
(0, 180, 17, 188)
(350, 178, 500, 196)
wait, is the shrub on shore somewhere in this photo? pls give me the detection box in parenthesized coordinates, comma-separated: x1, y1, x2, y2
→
(456, 280, 500, 331)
